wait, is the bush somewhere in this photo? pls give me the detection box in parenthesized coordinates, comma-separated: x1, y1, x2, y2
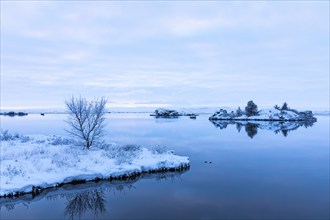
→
(151, 145, 169, 154)
(51, 136, 74, 145)
(20, 136, 30, 143)
(0, 130, 20, 141)
(111, 144, 143, 165)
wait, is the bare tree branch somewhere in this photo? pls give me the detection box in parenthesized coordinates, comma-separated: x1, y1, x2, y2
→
(65, 96, 107, 149)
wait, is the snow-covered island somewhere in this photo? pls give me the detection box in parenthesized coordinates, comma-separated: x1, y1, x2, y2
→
(150, 108, 198, 118)
(209, 101, 317, 122)
(0, 132, 190, 198)
(0, 111, 28, 117)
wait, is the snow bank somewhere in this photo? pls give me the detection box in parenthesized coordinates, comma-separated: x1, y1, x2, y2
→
(209, 108, 317, 121)
(0, 135, 189, 197)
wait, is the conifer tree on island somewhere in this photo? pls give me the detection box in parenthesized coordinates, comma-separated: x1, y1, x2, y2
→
(244, 100, 258, 116)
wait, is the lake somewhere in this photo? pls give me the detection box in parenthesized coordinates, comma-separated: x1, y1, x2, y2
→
(0, 113, 329, 219)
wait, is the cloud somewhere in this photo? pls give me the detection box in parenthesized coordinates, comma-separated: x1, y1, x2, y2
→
(1, 1, 329, 109)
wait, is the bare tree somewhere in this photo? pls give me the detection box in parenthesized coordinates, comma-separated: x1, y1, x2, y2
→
(65, 96, 107, 149)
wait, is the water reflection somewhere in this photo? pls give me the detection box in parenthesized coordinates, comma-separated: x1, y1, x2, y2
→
(65, 190, 106, 219)
(154, 117, 179, 123)
(210, 120, 316, 138)
(0, 169, 189, 219)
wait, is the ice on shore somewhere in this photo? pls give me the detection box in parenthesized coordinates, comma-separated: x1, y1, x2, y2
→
(0, 134, 189, 197)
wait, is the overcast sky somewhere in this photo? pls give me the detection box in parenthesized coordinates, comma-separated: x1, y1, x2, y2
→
(1, 1, 329, 110)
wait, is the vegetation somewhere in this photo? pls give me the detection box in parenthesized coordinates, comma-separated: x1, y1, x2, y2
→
(281, 102, 289, 110)
(275, 102, 291, 111)
(0, 130, 30, 142)
(236, 107, 243, 117)
(244, 100, 258, 116)
(65, 96, 107, 149)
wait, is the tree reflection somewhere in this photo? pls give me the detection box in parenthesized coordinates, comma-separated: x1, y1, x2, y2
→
(210, 120, 316, 138)
(245, 123, 258, 138)
(0, 169, 190, 219)
(64, 190, 106, 220)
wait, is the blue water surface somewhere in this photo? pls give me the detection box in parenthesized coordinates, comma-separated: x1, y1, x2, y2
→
(0, 113, 329, 219)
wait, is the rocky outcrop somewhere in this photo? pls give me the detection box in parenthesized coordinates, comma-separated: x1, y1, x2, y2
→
(150, 108, 198, 118)
(0, 112, 28, 117)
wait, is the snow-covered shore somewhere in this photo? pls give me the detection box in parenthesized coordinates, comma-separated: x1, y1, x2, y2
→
(0, 134, 189, 197)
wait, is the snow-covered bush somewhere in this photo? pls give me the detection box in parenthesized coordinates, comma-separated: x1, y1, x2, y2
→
(51, 136, 75, 146)
(0, 130, 19, 141)
(51, 153, 73, 168)
(0, 130, 28, 142)
(2, 164, 25, 179)
(151, 145, 169, 154)
(107, 144, 143, 165)
(20, 136, 30, 143)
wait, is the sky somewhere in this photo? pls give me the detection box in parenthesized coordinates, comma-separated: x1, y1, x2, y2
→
(1, 1, 329, 110)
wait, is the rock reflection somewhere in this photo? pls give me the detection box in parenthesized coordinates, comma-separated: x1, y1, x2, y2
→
(210, 120, 316, 138)
(65, 190, 106, 220)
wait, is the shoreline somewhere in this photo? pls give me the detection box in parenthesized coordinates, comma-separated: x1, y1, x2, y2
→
(0, 134, 190, 198)
(1, 164, 190, 199)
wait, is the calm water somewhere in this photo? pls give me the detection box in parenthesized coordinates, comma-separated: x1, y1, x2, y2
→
(0, 113, 329, 219)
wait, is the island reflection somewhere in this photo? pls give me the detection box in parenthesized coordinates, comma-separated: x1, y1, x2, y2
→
(210, 120, 316, 138)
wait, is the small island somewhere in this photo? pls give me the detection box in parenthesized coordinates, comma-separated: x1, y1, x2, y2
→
(150, 108, 198, 118)
(0, 112, 28, 117)
(209, 101, 317, 122)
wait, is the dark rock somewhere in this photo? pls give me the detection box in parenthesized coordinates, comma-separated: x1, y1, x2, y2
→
(150, 108, 198, 118)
